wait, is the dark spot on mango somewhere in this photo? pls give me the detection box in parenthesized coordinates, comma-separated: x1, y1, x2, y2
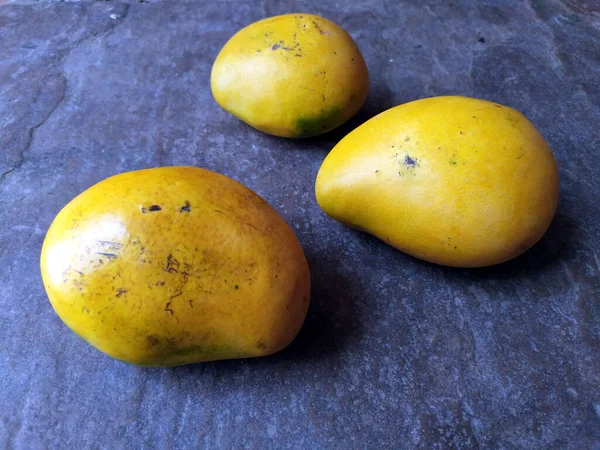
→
(257, 341, 267, 350)
(404, 155, 418, 166)
(164, 254, 180, 274)
(180, 201, 191, 212)
(149, 205, 162, 212)
(146, 335, 159, 346)
(296, 106, 340, 137)
(272, 43, 281, 50)
(312, 20, 325, 34)
(97, 252, 117, 260)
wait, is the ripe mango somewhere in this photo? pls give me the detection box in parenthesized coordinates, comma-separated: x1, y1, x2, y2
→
(41, 167, 310, 366)
(211, 13, 369, 138)
(316, 96, 559, 267)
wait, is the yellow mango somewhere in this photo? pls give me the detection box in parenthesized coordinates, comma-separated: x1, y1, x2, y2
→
(316, 96, 559, 268)
(211, 13, 369, 138)
(40, 167, 310, 366)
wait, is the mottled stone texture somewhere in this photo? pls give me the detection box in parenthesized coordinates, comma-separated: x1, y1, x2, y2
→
(1, 0, 599, 448)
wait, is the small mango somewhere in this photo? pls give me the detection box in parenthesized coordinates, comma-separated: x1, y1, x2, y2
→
(211, 14, 369, 138)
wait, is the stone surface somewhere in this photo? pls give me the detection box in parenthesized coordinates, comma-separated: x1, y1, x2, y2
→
(1, 0, 600, 448)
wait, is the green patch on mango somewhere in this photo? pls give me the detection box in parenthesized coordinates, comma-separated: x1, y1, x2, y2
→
(134, 343, 249, 367)
(296, 106, 341, 137)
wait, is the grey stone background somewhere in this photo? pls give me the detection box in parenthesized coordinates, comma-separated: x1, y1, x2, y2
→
(1, 0, 599, 448)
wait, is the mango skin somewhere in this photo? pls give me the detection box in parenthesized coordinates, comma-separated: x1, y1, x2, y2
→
(211, 13, 369, 138)
(40, 167, 310, 366)
(316, 96, 560, 268)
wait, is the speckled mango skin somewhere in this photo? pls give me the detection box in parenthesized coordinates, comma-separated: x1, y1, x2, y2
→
(40, 167, 310, 366)
(316, 96, 560, 268)
(211, 13, 369, 138)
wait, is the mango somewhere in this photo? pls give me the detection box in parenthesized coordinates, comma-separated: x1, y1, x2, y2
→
(40, 167, 310, 366)
(211, 13, 369, 138)
(316, 96, 559, 268)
